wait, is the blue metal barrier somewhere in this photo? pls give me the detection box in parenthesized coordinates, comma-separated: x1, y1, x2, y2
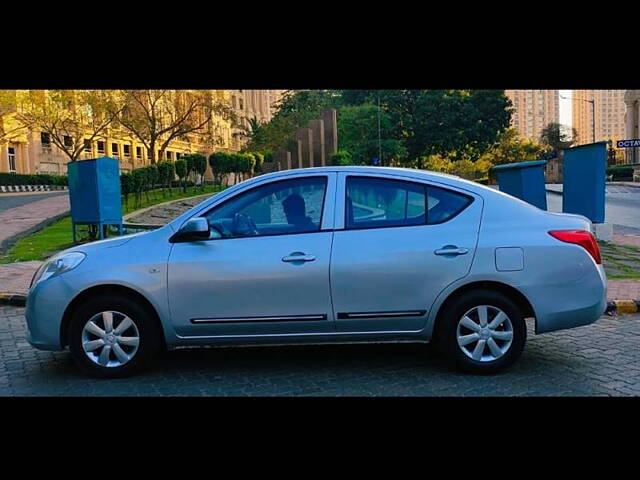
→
(67, 157, 123, 242)
(491, 160, 548, 210)
(562, 142, 606, 223)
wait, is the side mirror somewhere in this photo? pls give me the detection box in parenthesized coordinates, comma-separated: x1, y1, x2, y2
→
(170, 217, 211, 243)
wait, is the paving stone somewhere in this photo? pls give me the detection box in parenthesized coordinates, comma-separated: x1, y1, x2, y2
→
(1, 305, 640, 396)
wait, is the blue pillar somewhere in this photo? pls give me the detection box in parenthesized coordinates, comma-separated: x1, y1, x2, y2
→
(562, 142, 606, 223)
(491, 160, 548, 210)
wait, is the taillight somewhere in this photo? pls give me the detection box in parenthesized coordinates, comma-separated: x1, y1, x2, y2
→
(548, 230, 602, 264)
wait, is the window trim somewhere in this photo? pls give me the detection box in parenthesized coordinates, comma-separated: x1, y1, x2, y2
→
(342, 175, 474, 232)
(195, 175, 330, 242)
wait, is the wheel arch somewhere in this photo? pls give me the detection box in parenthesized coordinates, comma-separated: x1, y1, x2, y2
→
(60, 284, 167, 350)
(430, 280, 536, 342)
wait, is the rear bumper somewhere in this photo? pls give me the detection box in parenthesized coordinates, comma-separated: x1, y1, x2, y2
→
(531, 265, 607, 334)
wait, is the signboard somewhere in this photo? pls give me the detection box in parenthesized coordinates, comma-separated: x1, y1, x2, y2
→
(617, 139, 640, 148)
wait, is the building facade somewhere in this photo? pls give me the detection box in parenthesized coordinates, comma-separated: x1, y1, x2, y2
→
(0, 90, 284, 176)
(573, 90, 627, 146)
(505, 90, 560, 143)
(229, 90, 286, 150)
(623, 90, 640, 165)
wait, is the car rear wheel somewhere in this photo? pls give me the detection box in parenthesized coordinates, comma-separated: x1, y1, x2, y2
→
(68, 294, 162, 378)
(438, 290, 526, 374)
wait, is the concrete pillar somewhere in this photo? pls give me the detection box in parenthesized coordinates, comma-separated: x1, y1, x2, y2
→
(322, 109, 338, 160)
(289, 140, 303, 169)
(296, 127, 314, 168)
(625, 101, 635, 139)
(273, 151, 291, 170)
(308, 119, 325, 167)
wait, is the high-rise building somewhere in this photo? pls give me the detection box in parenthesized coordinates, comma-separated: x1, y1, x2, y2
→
(505, 90, 560, 143)
(572, 90, 626, 145)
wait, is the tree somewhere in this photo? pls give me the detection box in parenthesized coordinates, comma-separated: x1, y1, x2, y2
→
(246, 90, 341, 152)
(337, 104, 406, 165)
(330, 150, 354, 166)
(479, 128, 548, 166)
(540, 122, 577, 151)
(175, 158, 187, 192)
(375, 90, 512, 166)
(0, 91, 28, 145)
(192, 154, 208, 189)
(111, 90, 233, 164)
(209, 152, 229, 185)
(1, 90, 121, 162)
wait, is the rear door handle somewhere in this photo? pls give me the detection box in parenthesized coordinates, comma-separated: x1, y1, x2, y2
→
(282, 252, 316, 263)
(435, 247, 469, 256)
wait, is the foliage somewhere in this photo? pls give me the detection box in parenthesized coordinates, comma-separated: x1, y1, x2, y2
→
(110, 90, 234, 164)
(607, 166, 634, 180)
(191, 154, 208, 189)
(540, 123, 578, 150)
(245, 90, 341, 152)
(0, 90, 121, 162)
(421, 154, 493, 180)
(330, 150, 354, 166)
(478, 128, 549, 166)
(175, 158, 187, 192)
(0, 172, 67, 186)
(337, 104, 406, 165)
(250, 152, 264, 173)
(247, 89, 512, 167)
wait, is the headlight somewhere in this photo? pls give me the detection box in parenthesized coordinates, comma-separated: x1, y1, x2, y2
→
(30, 252, 86, 288)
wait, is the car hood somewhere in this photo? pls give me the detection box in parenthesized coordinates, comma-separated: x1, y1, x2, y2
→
(62, 231, 147, 256)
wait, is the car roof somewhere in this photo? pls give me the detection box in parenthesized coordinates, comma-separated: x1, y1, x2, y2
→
(258, 166, 490, 195)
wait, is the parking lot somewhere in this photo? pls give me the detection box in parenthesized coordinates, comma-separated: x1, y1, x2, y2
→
(1, 304, 640, 396)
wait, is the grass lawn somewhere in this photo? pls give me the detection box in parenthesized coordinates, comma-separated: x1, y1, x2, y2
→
(1, 185, 224, 264)
(598, 241, 640, 280)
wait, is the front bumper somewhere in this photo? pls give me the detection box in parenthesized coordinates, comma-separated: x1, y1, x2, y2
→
(25, 276, 76, 351)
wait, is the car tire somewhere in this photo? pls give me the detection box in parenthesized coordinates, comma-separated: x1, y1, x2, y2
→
(68, 294, 163, 378)
(438, 289, 526, 374)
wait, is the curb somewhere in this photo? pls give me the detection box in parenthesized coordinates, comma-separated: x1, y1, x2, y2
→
(0, 293, 27, 307)
(606, 300, 640, 315)
(123, 192, 213, 222)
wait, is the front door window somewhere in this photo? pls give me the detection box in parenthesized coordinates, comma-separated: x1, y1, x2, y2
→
(205, 176, 328, 239)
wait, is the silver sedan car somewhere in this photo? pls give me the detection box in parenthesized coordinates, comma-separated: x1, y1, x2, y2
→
(25, 167, 607, 377)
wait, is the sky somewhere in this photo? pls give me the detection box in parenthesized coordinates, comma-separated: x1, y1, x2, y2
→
(559, 89, 572, 127)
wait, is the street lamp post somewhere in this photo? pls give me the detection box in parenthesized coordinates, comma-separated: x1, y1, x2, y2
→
(561, 94, 596, 144)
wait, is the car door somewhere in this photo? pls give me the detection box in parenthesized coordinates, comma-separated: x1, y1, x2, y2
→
(167, 173, 337, 338)
(330, 172, 482, 333)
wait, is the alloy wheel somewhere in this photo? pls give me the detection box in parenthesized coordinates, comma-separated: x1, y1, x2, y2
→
(456, 305, 514, 362)
(81, 311, 140, 368)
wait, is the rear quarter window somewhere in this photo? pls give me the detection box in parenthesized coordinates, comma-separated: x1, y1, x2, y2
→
(426, 185, 473, 224)
(345, 176, 473, 229)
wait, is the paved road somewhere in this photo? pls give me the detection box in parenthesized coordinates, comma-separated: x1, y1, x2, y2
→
(1, 304, 639, 396)
(547, 185, 640, 235)
(0, 192, 68, 214)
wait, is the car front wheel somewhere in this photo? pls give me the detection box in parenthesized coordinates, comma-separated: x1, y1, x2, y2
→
(439, 290, 526, 374)
(68, 294, 162, 378)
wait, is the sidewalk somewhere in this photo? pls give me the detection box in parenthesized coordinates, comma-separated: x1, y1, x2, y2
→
(0, 193, 69, 253)
(0, 261, 42, 295)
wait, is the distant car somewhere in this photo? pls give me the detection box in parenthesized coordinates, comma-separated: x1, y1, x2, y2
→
(25, 167, 607, 377)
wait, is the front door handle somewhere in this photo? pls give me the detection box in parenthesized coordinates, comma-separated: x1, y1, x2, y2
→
(434, 247, 469, 256)
(282, 252, 316, 263)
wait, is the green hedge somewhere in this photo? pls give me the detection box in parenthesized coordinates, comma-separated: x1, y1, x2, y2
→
(607, 166, 634, 180)
(0, 172, 68, 186)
